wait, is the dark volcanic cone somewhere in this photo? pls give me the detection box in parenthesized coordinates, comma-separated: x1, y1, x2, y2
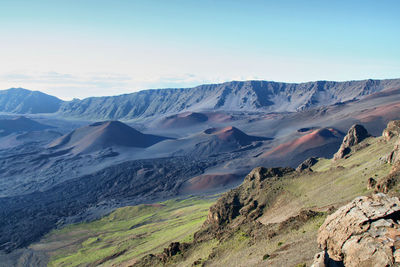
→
(49, 121, 169, 154)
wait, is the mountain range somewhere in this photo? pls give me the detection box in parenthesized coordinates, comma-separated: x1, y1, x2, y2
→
(1, 79, 400, 120)
(0, 88, 62, 114)
(1, 78, 400, 266)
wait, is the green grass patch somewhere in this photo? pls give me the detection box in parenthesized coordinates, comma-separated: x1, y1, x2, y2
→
(40, 196, 216, 267)
(286, 137, 394, 208)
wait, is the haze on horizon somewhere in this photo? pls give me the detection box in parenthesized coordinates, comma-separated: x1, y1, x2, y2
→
(0, 0, 399, 100)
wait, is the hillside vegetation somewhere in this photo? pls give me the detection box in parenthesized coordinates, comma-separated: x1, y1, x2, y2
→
(31, 122, 398, 266)
(31, 197, 216, 267)
(158, 134, 395, 267)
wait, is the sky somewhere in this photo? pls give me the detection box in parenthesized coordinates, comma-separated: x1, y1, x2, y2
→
(0, 0, 399, 100)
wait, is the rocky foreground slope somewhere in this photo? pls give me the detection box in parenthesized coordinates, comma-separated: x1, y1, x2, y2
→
(129, 120, 400, 266)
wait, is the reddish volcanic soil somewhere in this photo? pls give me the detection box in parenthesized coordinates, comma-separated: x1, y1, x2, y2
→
(356, 102, 400, 123)
(262, 128, 342, 158)
(180, 173, 242, 194)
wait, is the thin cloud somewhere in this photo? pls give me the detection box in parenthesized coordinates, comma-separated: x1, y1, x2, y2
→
(0, 71, 220, 100)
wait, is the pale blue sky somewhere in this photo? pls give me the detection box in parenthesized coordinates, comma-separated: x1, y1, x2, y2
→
(0, 0, 399, 99)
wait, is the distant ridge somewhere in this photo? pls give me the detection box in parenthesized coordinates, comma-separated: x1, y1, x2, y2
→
(1, 79, 400, 119)
(49, 121, 170, 154)
(0, 88, 62, 114)
(57, 79, 400, 120)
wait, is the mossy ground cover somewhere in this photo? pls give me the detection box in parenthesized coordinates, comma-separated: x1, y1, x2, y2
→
(31, 196, 216, 266)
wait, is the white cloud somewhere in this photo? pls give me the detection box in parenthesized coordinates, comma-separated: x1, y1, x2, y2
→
(0, 71, 219, 100)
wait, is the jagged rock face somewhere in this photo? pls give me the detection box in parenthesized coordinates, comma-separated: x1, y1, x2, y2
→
(383, 120, 400, 141)
(387, 138, 400, 166)
(316, 193, 400, 267)
(379, 120, 400, 165)
(244, 166, 294, 183)
(296, 157, 318, 172)
(203, 167, 294, 227)
(376, 121, 400, 194)
(333, 124, 370, 160)
(160, 242, 189, 263)
(375, 149, 400, 194)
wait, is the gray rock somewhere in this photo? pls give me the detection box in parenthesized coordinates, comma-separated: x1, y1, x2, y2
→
(383, 120, 400, 141)
(317, 193, 400, 267)
(310, 251, 325, 267)
(296, 157, 318, 172)
(333, 124, 370, 160)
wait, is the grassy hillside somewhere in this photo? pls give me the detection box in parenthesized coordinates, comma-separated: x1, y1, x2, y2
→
(30, 197, 216, 266)
(161, 135, 396, 267)
(30, 133, 396, 266)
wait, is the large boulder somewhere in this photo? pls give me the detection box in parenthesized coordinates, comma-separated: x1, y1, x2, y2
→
(386, 138, 400, 166)
(383, 120, 400, 141)
(333, 124, 370, 160)
(203, 167, 294, 227)
(296, 157, 318, 172)
(315, 193, 400, 267)
(375, 121, 400, 194)
(382, 120, 400, 166)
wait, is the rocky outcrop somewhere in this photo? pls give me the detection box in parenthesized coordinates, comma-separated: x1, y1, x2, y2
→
(314, 193, 400, 267)
(380, 120, 400, 165)
(375, 121, 400, 194)
(386, 138, 400, 166)
(160, 242, 189, 263)
(296, 157, 318, 172)
(383, 120, 400, 141)
(134, 242, 189, 266)
(203, 167, 294, 228)
(333, 124, 370, 160)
